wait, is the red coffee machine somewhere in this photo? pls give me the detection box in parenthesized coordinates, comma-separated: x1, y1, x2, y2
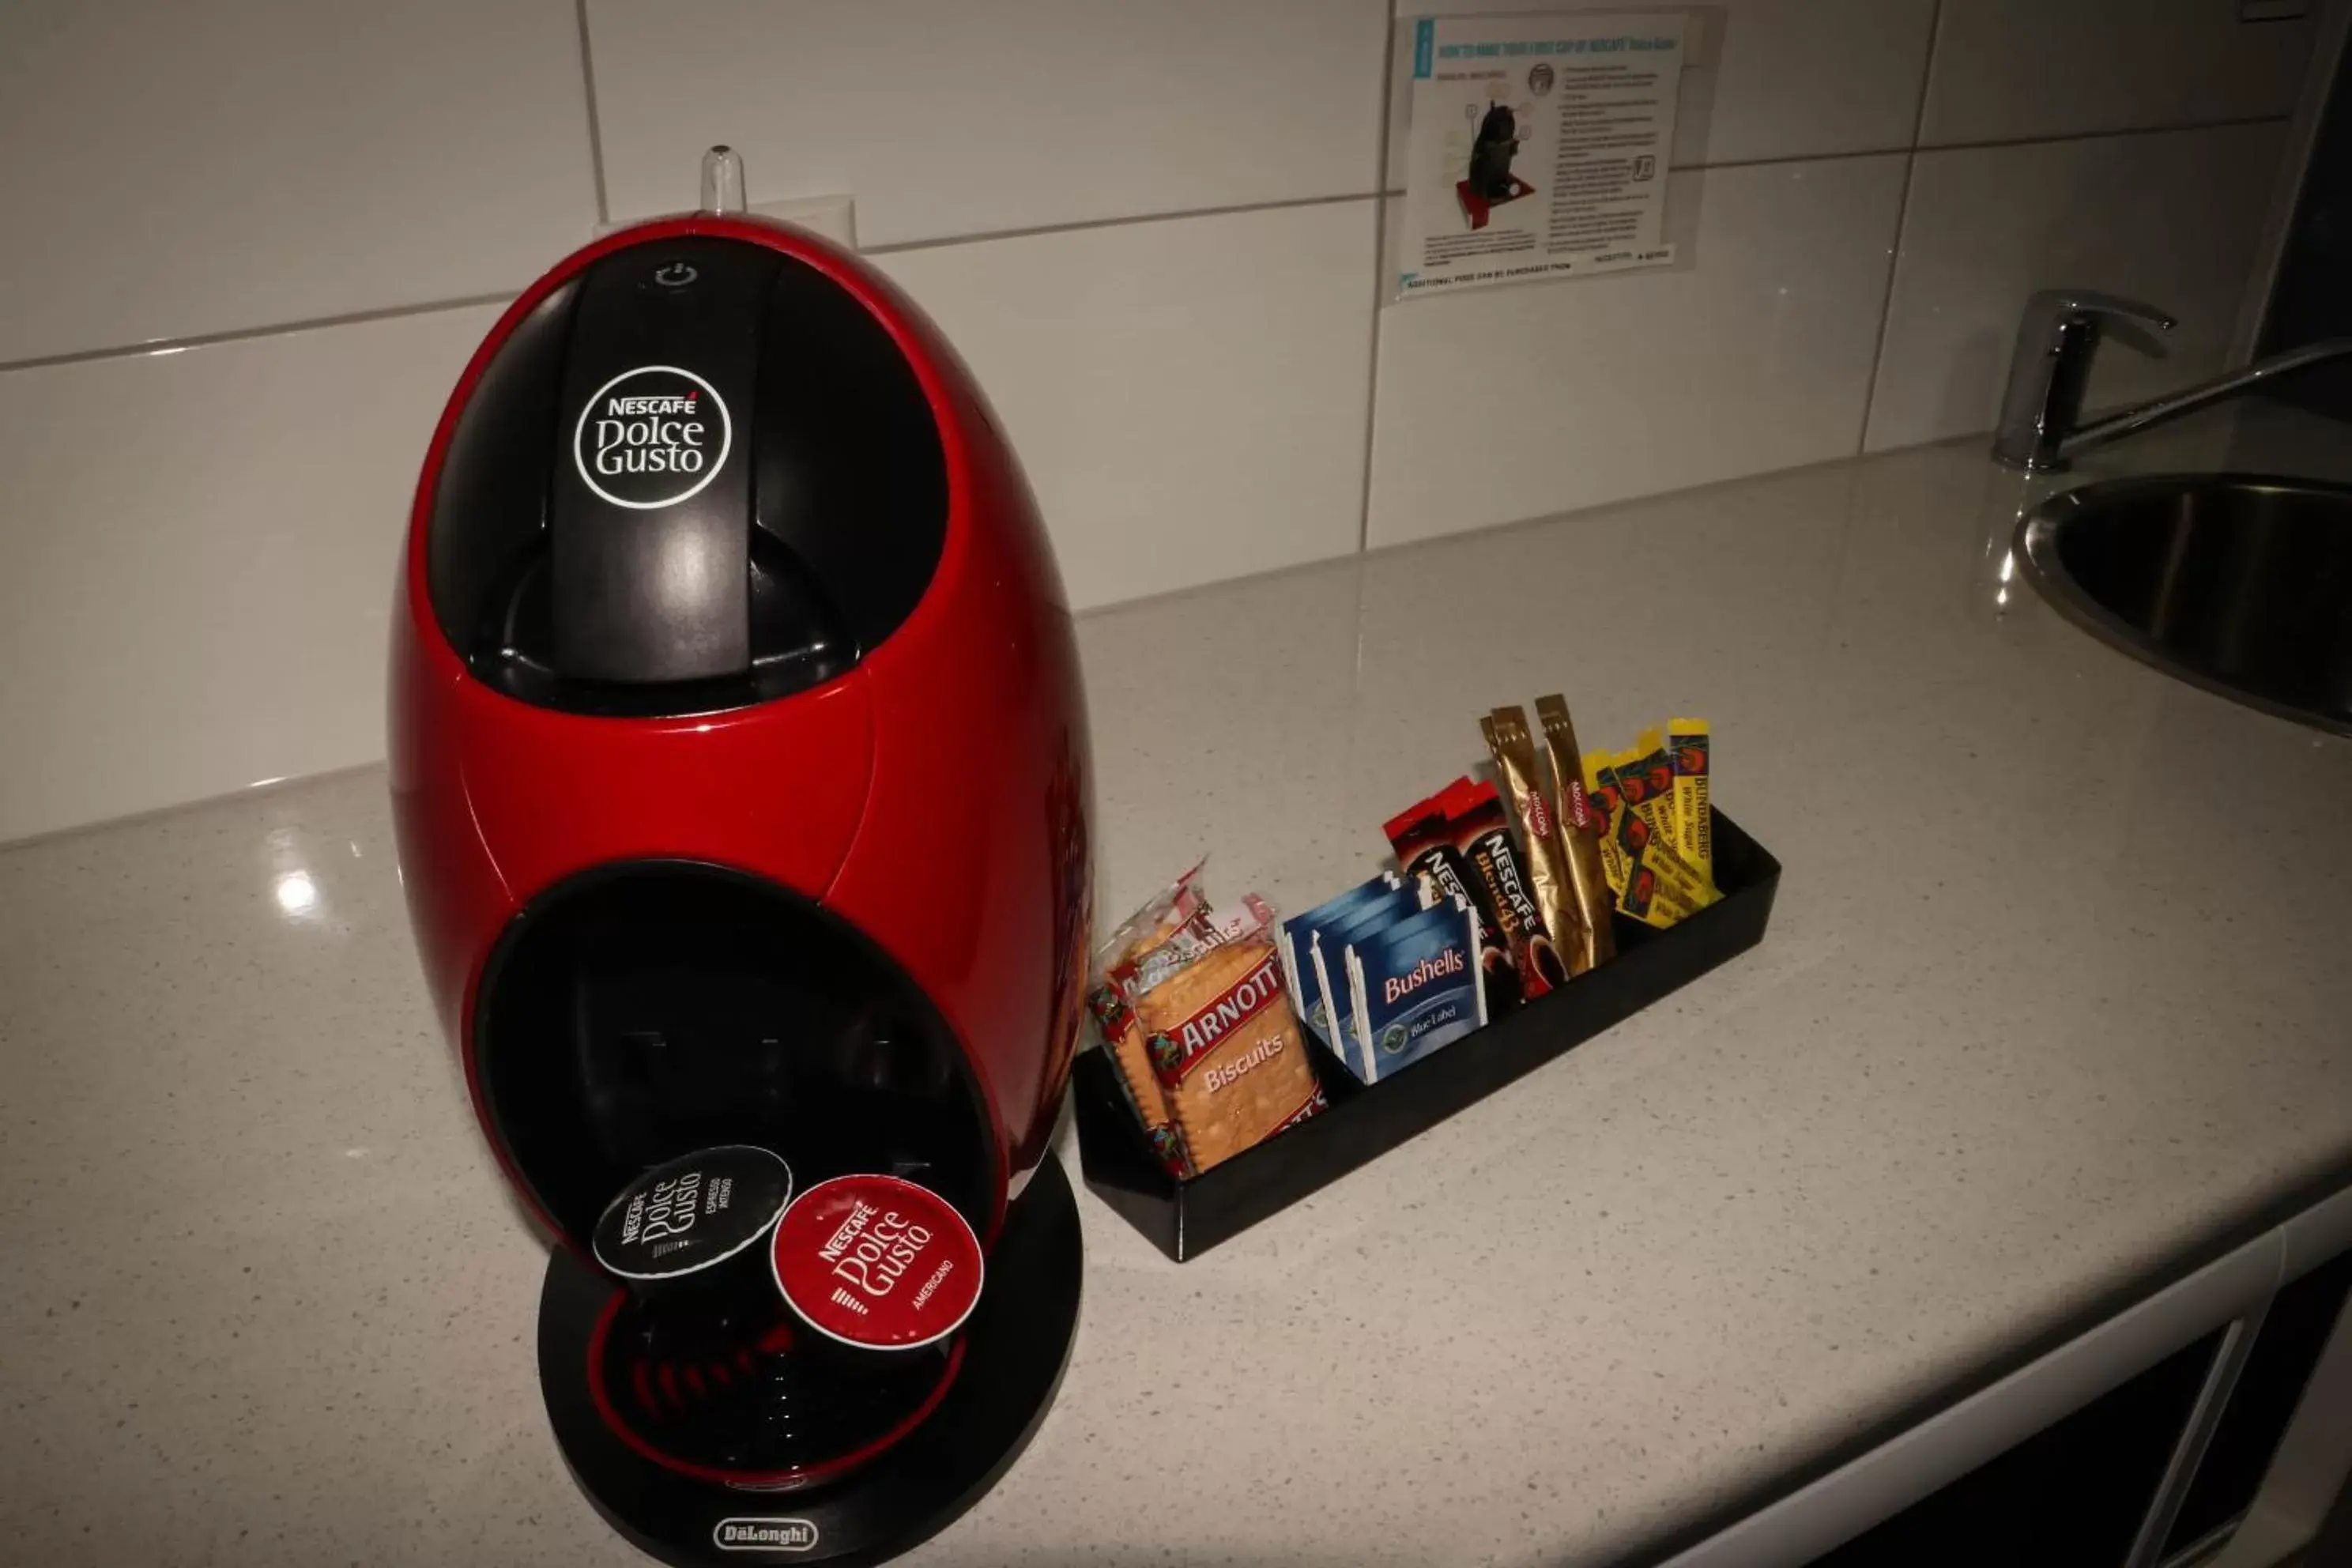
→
(388, 164, 1090, 1565)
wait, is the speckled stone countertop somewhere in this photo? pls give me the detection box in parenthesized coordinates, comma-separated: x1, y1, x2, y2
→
(6, 402, 2351, 1567)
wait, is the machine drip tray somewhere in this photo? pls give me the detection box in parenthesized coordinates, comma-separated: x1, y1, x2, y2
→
(538, 1152, 1083, 1566)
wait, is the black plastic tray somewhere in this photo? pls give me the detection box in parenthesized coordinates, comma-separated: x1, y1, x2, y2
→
(1072, 807, 1781, 1261)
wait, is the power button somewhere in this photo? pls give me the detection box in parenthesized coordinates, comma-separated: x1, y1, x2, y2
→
(652, 262, 699, 288)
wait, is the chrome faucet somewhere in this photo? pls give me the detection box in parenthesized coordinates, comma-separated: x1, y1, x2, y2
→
(1990, 288, 2352, 471)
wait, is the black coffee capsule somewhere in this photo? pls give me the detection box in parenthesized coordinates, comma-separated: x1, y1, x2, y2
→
(591, 1144, 793, 1292)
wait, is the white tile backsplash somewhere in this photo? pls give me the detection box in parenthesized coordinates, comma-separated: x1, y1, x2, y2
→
(0, 305, 496, 842)
(0, 2, 593, 366)
(1864, 122, 2292, 454)
(876, 201, 1379, 609)
(1366, 154, 1907, 547)
(1919, 0, 2318, 146)
(0, 1, 2329, 839)
(589, 0, 1389, 247)
(1385, 0, 1938, 185)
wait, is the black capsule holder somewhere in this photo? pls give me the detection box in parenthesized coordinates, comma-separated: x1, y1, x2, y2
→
(1073, 808, 1781, 1261)
(536, 1155, 1084, 1567)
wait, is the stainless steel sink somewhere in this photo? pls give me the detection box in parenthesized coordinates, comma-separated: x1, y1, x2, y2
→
(2015, 473, 2352, 736)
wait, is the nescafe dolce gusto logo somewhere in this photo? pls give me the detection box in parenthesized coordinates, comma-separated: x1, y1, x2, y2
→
(572, 364, 732, 510)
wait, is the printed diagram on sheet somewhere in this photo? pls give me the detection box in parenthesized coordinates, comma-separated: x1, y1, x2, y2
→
(1399, 12, 1687, 297)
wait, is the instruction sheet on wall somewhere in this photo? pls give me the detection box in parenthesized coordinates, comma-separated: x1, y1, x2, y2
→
(1398, 11, 1687, 298)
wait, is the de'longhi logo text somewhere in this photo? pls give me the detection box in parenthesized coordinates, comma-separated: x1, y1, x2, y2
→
(714, 1516, 819, 1552)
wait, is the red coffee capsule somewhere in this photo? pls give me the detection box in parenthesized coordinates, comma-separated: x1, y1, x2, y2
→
(769, 1174, 984, 1352)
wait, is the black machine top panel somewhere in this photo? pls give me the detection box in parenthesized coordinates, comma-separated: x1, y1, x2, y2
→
(552, 239, 776, 683)
(425, 234, 949, 716)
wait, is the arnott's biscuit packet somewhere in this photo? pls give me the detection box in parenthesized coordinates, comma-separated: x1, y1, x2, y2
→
(1094, 861, 1211, 974)
(1091, 873, 1280, 1178)
(1085, 982, 1190, 1177)
(1087, 861, 1215, 1178)
(1110, 892, 1273, 1000)
(1130, 914, 1326, 1174)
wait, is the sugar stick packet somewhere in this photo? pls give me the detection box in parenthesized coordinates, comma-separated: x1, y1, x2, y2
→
(1669, 718, 1713, 891)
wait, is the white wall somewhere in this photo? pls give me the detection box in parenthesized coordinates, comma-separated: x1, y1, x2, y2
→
(0, 0, 2335, 842)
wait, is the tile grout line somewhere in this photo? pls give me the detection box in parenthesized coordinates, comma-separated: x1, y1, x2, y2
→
(1355, 24, 1401, 556)
(0, 760, 395, 859)
(0, 293, 521, 375)
(1073, 421, 1995, 628)
(1668, 145, 1905, 175)
(1909, 110, 2294, 160)
(0, 109, 2293, 379)
(2230, 0, 2352, 361)
(574, 0, 612, 228)
(1852, 162, 1919, 457)
(0, 419, 2040, 850)
(1359, 141, 1913, 200)
(859, 190, 1384, 256)
(1854, 0, 1946, 458)
(1374, 111, 2293, 194)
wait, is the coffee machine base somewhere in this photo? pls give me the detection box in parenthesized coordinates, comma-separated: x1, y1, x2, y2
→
(537, 1153, 1084, 1566)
